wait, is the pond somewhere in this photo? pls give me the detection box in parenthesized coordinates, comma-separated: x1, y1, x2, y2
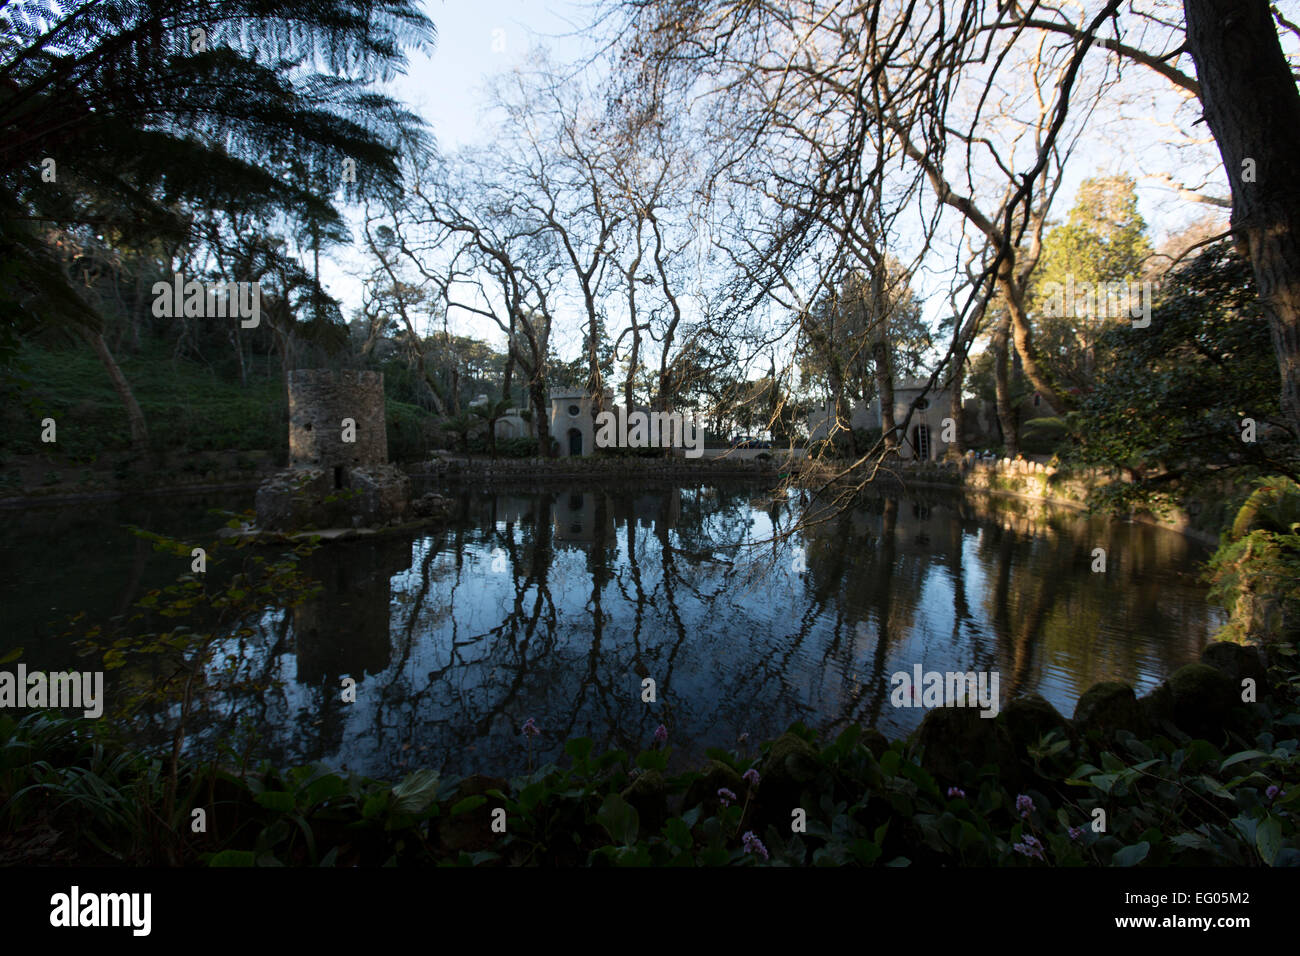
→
(0, 480, 1225, 779)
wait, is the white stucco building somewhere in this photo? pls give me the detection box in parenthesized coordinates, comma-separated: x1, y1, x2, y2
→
(806, 378, 968, 460)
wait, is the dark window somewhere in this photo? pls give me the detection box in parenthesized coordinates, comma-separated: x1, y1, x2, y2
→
(568, 429, 583, 456)
(915, 398, 929, 410)
(568, 404, 581, 417)
(913, 425, 931, 460)
(333, 466, 344, 489)
(304, 422, 313, 431)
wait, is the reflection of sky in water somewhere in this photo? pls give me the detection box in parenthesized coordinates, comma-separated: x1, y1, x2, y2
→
(166, 484, 1222, 779)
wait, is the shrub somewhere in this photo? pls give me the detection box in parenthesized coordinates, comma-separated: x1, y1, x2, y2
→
(1206, 477, 1300, 644)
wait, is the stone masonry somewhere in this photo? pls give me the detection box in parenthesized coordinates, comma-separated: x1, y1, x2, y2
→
(256, 369, 410, 531)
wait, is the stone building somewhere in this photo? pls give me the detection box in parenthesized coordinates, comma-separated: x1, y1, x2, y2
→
(288, 369, 388, 483)
(805, 378, 989, 460)
(549, 387, 614, 458)
(256, 369, 410, 530)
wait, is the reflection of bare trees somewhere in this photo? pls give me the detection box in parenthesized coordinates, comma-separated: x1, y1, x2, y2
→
(168, 484, 1224, 777)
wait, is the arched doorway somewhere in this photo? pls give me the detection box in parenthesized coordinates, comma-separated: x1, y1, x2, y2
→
(568, 428, 583, 457)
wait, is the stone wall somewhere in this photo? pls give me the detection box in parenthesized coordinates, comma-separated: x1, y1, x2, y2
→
(413, 454, 794, 481)
(288, 369, 387, 471)
(893, 454, 1222, 544)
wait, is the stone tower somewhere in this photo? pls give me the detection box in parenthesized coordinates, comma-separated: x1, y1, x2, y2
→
(256, 369, 410, 530)
(289, 369, 388, 482)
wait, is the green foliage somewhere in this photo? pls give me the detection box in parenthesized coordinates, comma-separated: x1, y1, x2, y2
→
(1035, 176, 1153, 295)
(0, 343, 284, 460)
(1, 1, 436, 348)
(65, 526, 321, 771)
(495, 437, 544, 458)
(1205, 478, 1300, 644)
(1068, 242, 1296, 514)
(1030, 175, 1154, 392)
(385, 398, 442, 462)
(5, 643, 1297, 866)
(1019, 417, 1068, 456)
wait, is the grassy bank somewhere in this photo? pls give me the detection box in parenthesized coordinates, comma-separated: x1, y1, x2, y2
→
(0, 344, 447, 496)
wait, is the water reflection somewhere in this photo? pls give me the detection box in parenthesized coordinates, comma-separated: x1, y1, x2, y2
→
(172, 482, 1222, 780)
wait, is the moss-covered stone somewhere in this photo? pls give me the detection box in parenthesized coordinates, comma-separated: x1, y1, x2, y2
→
(914, 706, 1020, 790)
(622, 769, 668, 832)
(437, 774, 508, 854)
(754, 732, 820, 815)
(684, 759, 745, 811)
(1073, 681, 1145, 738)
(1168, 662, 1238, 739)
(1199, 642, 1267, 693)
(1000, 694, 1071, 754)
(1137, 681, 1184, 740)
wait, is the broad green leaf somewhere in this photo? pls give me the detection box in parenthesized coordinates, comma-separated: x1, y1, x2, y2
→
(391, 769, 440, 814)
(1089, 773, 1119, 794)
(1199, 775, 1233, 800)
(565, 737, 594, 762)
(254, 791, 296, 812)
(450, 795, 487, 816)
(596, 792, 640, 846)
(1256, 816, 1282, 866)
(1220, 750, 1271, 772)
(664, 817, 692, 851)
(1111, 842, 1150, 867)
(306, 774, 346, 806)
(209, 849, 256, 867)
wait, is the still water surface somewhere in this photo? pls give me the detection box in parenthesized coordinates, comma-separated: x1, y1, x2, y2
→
(0, 481, 1224, 778)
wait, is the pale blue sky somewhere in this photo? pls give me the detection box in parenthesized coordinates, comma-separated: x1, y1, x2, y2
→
(319, 1, 597, 331)
(319, 2, 1238, 370)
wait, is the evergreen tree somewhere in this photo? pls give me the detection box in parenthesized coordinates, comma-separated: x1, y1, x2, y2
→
(1, 1, 435, 446)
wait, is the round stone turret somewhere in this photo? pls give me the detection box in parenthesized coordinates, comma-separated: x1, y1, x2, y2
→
(255, 369, 413, 532)
(289, 369, 388, 470)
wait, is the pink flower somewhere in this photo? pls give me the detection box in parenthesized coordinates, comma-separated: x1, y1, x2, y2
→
(742, 831, 769, 861)
(1012, 835, 1045, 861)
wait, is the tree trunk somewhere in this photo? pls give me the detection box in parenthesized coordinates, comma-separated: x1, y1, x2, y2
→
(872, 336, 897, 454)
(998, 266, 1071, 417)
(503, 314, 516, 406)
(82, 327, 149, 455)
(530, 378, 552, 457)
(1185, 0, 1300, 438)
(833, 383, 856, 458)
(230, 328, 247, 388)
(991, 307, 1019, 457)
(948, 355, 966, 457)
